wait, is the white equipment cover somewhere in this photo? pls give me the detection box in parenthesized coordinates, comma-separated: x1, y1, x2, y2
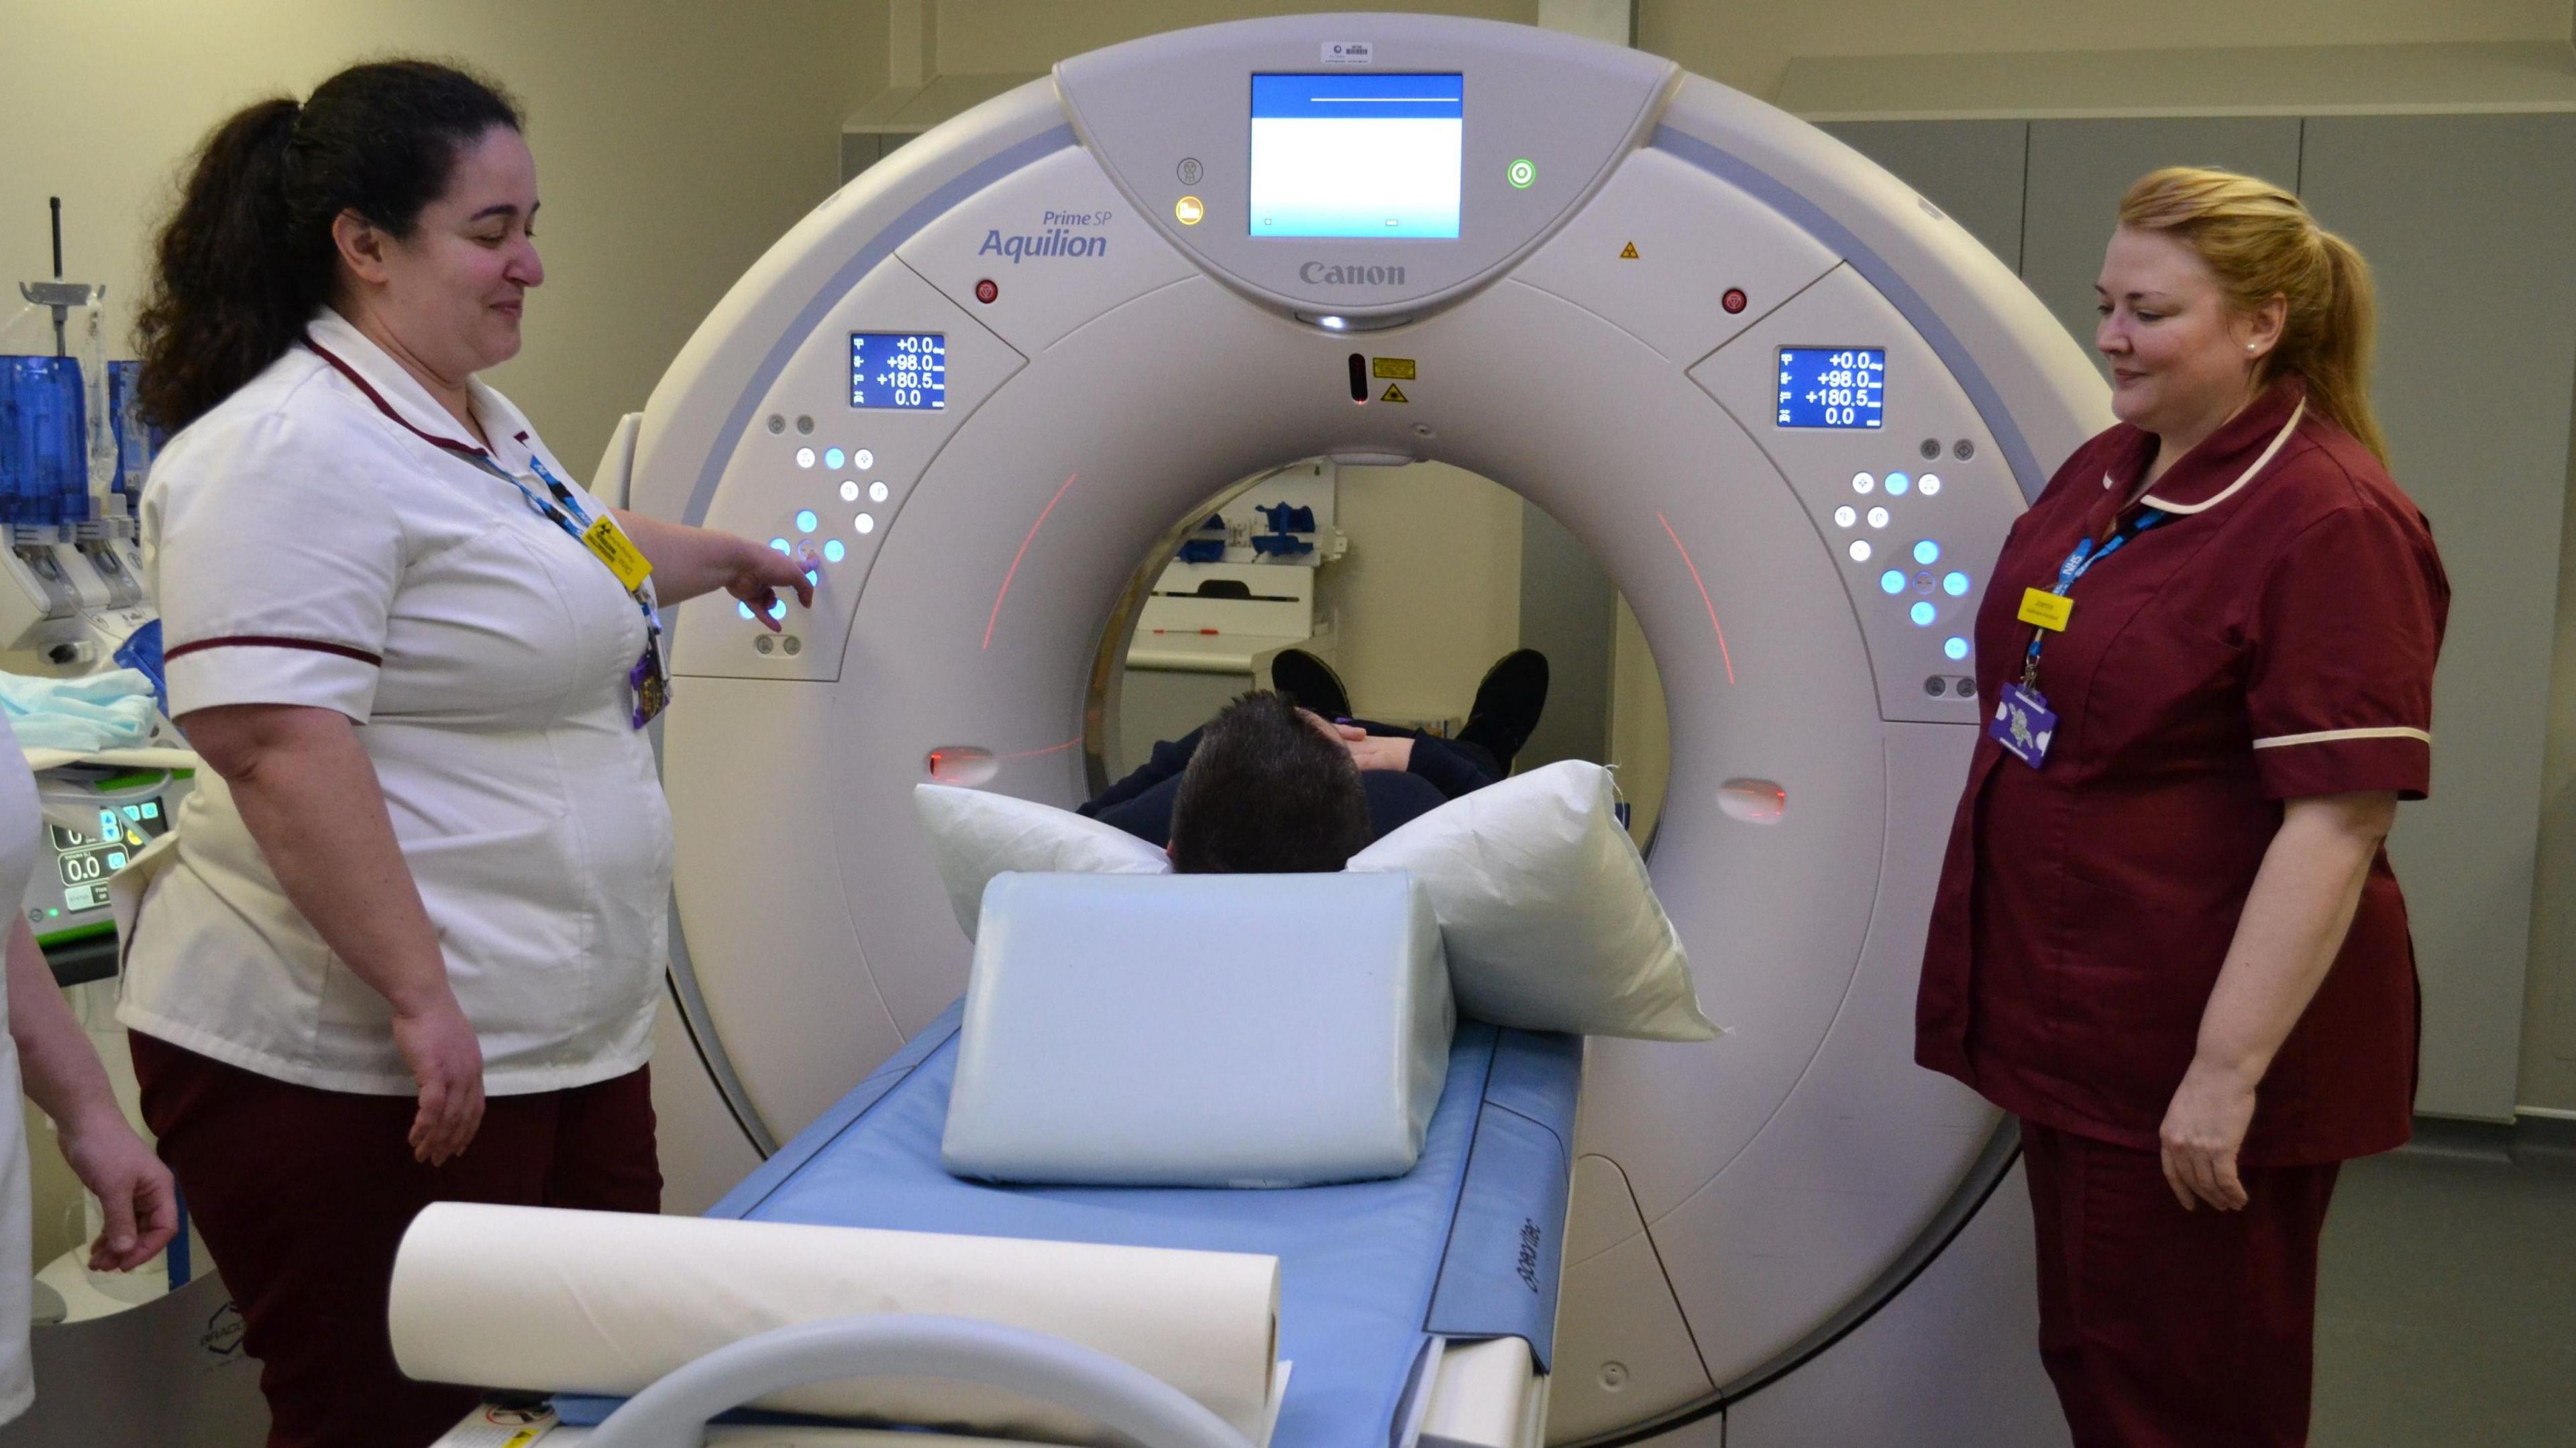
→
(387, 1203, 1282, 1445)
(945, 871, 1453, 1187)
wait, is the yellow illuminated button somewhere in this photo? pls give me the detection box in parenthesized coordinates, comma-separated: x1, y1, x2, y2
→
(1175, 196, 1205, 225)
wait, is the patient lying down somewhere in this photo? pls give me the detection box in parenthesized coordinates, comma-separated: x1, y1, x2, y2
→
(1079, 649, 1549, 871)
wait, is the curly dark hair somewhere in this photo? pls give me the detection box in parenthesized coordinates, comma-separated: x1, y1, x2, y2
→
(133, 60, 522, 433)
(1169, 691, 1373, 874)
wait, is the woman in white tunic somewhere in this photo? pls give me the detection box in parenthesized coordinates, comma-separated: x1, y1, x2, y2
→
(121, 61, 808, 1447)
(0, 717, 179, 1425)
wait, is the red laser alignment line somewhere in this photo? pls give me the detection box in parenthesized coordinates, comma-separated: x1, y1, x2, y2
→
(1000, 736, 1085, 761)
(983, 471, 1081, 650)
(1656, 511, 1736, 685)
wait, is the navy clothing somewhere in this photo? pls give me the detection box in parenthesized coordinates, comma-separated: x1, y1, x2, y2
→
(1081, 722, 1499, 848)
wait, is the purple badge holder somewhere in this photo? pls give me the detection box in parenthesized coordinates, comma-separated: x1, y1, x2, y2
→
(1989, 682, 2057, 768)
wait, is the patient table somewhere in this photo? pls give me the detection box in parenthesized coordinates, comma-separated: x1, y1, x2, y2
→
(430, 1001, 1578, 1448)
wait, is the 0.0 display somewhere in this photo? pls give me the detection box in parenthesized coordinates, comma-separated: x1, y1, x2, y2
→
(1776, 347, 1886, 429)
(851, 333, 947, 410)
(49, 799, 169, 913)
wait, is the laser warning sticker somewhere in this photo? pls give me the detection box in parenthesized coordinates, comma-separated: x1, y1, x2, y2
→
(1619, 241, 1640, 259)
(1381, 384, 1409, 404)
(1371, 357, 1417, 380)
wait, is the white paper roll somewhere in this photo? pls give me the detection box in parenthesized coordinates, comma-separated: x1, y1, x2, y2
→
(388, 1205, 1280, 1445)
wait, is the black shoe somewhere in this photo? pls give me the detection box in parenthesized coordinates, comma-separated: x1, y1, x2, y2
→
(1456, 649, 1548, 775)
(1269, 647, 1352, 720)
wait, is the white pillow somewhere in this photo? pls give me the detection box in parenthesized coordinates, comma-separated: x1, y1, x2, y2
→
(913, 784, 1170, 940)
(911, 765, 1716, 1042)
(1349, 761, 1716, 1042)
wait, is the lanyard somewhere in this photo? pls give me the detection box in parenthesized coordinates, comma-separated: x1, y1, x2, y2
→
(2021, 507, 2167, 690)
(305, 337, 661, 635)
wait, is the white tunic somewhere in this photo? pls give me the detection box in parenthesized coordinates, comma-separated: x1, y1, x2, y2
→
(0, 719, 39, 1422)
(119, 310, 671, 1096)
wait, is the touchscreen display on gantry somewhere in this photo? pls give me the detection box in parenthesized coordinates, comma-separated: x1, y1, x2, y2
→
(1248, 73, 1463, 239)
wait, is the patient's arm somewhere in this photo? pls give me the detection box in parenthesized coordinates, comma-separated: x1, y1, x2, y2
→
(1077, 728, 1204, 818)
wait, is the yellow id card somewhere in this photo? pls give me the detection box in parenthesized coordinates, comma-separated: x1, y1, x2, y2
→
(580, 514, 654, 592)
(2017, 588, 2074, 632)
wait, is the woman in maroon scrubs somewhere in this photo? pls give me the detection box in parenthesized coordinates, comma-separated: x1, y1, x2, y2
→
(1917, 168, 2449, 1447)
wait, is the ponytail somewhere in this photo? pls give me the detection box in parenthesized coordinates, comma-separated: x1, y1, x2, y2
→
(134, 60, 522, 435)
(2117, 166, 2391, 468)
(2304, 231, 2386, 466)
(133, 99, 325, 434)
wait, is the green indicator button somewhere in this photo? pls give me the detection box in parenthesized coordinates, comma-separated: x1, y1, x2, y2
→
(1507, 158, 1536, 189)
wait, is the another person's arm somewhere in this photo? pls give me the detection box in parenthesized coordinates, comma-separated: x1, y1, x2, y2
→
(612, 509, 812, 628)
(178, 705, 484, 1166)
(2157, 791, 2395, 1212)
(7, 921, 177, 1270)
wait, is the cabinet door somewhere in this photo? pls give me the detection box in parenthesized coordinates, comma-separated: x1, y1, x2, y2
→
(2021, 119, 2302, 368)
(2302, 114, 2576, 1121)
(1822, 120, 2029, 272)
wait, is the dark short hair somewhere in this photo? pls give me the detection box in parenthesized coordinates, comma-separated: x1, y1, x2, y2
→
(136, 60, 524, 433)
(1169, 693, 1371, 873)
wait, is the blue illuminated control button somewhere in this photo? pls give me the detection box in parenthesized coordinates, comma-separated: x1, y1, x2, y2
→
(1880, 569, 1906, 595)
(1911, 601, 1936, 626)
(1913, 539, 1940, 565)
(769, 538, 790, 554)
(796, 510, 818, 534)
(767, 599, 786, 621)
(824, 447, 845, 469)
(738, 603, 754, 620)
(823, 539, 846, 563)
(1945, 636, 1970, 660)
(1886, 471, 1912, 496)
(1943, 571, 1970, 596)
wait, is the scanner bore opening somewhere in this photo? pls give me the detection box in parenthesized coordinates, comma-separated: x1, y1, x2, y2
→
(1085, 458, 1671, 848)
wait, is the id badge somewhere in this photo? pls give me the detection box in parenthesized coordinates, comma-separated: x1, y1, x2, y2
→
(1988, 682, 2057, 769)
(627, 643, 669, 728)
(581, 514, 655, 592)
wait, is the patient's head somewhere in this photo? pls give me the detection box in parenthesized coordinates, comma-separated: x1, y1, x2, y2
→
(1169, 691, 1372, 873)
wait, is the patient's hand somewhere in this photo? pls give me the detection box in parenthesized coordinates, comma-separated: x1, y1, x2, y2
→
(1344, 735, 1415, 771)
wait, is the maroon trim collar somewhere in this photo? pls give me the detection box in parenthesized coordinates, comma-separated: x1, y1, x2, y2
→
(304, 337, 488, 458)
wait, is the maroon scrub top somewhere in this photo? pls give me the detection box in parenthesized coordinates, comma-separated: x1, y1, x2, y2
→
(1917, 378, 2449, 1166)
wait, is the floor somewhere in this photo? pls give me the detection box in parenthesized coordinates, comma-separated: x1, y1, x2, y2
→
(2310, 1122, 2576, 1445)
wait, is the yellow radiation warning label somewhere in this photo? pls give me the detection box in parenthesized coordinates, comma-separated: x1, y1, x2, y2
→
(1381, 384, 1410, 404)
(1371, 357, 1417, 380)
(1618, 241, 1640, 259)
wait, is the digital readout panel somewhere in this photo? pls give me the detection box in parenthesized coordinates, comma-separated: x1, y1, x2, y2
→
(1250, 74, 1463, 239)
(51, 800, 168, 913)
(1776, 347, 1886, 429)
(851, 333, 947, 410)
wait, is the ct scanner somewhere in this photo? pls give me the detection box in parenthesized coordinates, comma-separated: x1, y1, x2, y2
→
(618, 14, 2110, 1446)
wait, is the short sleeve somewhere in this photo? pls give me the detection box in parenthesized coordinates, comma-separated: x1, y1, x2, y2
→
(147, 412, 403, 722)
(2245, 500, 2448, 799)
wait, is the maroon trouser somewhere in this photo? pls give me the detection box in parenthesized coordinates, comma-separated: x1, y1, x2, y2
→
(131, 1032, 661, 1448)
(2021, 1120, 2341, 1448)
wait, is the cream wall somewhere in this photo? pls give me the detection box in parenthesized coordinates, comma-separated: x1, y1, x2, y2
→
(0, 0, 885, 474)
(1638, 0, 2576, 100)
(1321, 462, 1524, 724)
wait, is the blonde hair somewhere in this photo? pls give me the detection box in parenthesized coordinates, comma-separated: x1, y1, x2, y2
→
(2117, 166, 2387, 467)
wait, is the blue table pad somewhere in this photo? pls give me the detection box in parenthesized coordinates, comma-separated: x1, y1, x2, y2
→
(559, 1002, 1580, 1448)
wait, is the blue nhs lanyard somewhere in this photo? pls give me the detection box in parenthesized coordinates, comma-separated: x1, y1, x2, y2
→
(461, 449, 663, 634)
(2021, 508, 2167, 690)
